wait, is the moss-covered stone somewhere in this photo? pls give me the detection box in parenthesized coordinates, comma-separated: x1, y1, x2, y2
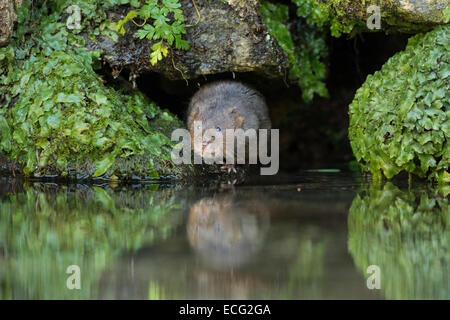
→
(348, 183, 450, 299)
(223, 0, 260, 18)
(294, 0, 449, 36)
(348, 25, 449, 184)
(0, 0, 185, 180)
(97, 0, 288, 81)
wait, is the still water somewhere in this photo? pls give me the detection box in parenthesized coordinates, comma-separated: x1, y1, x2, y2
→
(0, 172, 448, 299)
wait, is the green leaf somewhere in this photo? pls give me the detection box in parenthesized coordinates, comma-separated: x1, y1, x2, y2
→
(116, 10, 139, 35)
(47, 111, 62, 129)
(95, 93, 108, 105)
(93, 153, 116, 177)
(150, 41, 168, 66)
(56, 93, 83, 104)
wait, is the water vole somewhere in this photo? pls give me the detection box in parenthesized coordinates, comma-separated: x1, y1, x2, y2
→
(187, 80, 271, 165)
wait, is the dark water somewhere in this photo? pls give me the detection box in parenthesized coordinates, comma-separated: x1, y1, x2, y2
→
(0, 172, 448, 299)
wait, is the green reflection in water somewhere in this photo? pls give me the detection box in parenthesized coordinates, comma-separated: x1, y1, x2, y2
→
(0, 183, 184, 299)
(348, 183, 450, 299)
(279, 234, 326, 299)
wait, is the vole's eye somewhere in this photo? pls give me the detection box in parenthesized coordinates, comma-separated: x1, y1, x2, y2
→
(216, 126, 222, 133)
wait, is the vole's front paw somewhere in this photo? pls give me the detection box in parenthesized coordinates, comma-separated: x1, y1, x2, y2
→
(220, 164, 237, 174)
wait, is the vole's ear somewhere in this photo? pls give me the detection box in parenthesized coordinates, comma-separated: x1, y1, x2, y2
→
(190, 108, 199, 121)
(188, 108, 200, 131)
(227, 107, 244, 127)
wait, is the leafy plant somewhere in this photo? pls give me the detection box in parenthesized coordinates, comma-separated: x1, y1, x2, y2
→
(116, 0, 189, 66)
(349, 25, 449, 184)
(292, 0, 362, 37)
(0, 0, 183, 179)
(444, 7, 450, 23)
(261, 1, 328, 102)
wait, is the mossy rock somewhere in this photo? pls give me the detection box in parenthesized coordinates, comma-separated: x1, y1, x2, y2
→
(349, 25, 449, 184)
(294, 0, 449, 36)
(0, 0, 187, 180)
(348, 183, 450, 299)
(98, 0, 287, 81)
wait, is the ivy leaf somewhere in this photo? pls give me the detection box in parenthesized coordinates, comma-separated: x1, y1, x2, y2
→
(95, 93, 108, 105)
(130, 0, 141, 8)
(47, 111, 62, 129)
(56, 92, 83, 104)
(12, 126, 27, 144)
(0, 116, 12, 152)
(93, 153, 116, 177)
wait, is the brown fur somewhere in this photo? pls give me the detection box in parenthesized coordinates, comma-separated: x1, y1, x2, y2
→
(187, 80, 271, 161)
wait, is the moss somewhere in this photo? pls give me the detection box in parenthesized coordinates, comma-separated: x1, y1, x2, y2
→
(0, 0, 184, 180)
(293, 0, 365, 37)
(348, 183, 450, 299)
(261, 1, 328, 102)
(445, 7, 450, 23)
(348, 25, 449, 184)
(294, 0, 448, 36)
(0, 183, 184, 299)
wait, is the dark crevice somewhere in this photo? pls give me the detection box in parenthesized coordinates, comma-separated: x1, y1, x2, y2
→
(98, 31, 409, 171)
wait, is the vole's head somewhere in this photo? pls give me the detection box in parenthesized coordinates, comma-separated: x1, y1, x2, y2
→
(191, 103, 244, 133)
(188, 81, 266, 160)
(189, 102, 244, 158)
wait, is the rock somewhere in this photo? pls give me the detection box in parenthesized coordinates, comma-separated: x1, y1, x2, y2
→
(0, 0, 17, 47)
(295, 0, 449, 36)
(224, 0, 260, 18)
(394, 0, 449, 24)
(96, 0, 288, 81)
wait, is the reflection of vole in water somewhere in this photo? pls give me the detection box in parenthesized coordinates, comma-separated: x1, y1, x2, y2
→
(187, 81, 271, 167)
(187, 195, 270, 269)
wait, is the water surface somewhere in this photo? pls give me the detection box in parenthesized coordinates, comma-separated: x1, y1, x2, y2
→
(0, 172, 448, 299)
